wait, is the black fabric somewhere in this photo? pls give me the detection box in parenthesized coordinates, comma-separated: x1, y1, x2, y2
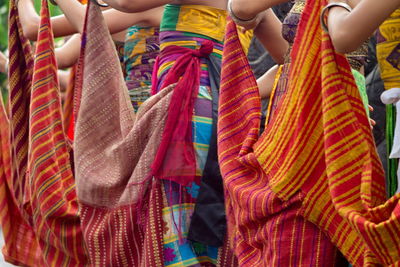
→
(187, 55, 226, 247)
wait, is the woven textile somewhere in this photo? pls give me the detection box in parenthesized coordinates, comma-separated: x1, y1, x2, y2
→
(74, 2, 172, 265)
(2, 1, 43, 265)
(151, 5, 243, 266)
(8, 0, 34, 218)
(219, 19, 341, 267)
(219, 1, 400, 265)
(0, 99, 42, 266)
(27, 0, 89, 265)
(124, 26, 159, 111)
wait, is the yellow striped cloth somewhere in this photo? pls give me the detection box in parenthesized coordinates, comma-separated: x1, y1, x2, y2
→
(218, 0, 400, 265)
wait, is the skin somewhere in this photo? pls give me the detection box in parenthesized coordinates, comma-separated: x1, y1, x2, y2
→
(0, 51, 7, 74)
(230, 0, 400, 53)
(18, 0, 162, 67)
(257, 65, 279, 99)
(18, 0, 163, 40)
(102, 0, 228, 13)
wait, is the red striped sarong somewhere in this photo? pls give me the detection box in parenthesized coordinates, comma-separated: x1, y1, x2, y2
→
(27, 0, 89, 265)
(218, 0, 400, 265)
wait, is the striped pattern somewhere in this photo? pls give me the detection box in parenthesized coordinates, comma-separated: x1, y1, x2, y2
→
(0, 98, 43, 266)
(218, 19, 340, 267)
(74, 2, 170, 265)
(218, 0, 400, 265)
(8, 0, 34, 218)
(27, 0, 89, 265)
(2, 1, 43, 265)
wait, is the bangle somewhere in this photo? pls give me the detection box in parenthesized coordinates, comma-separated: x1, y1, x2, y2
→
(320, 2, 352, 32)
(228, 0, 258, 26)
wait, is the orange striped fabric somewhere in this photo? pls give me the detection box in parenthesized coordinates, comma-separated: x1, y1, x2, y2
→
(218, 0, 400, 265)
(0, 98, 43, 266)
(27, 0, 89, 265)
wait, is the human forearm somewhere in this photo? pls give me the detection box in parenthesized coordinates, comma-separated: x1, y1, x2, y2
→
(254, 9, 288, 64)
(257, 65, 280, 99)
(327, 0, 400, 53)
(18, 0, 76, 40)
(102, 0, 171, 12)
(55, 0, 87, 33)
(230, 0, 289, 21)
(0, 52, 7, 74)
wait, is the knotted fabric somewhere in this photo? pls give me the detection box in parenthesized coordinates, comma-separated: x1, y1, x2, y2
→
(151, 41, 214, 187)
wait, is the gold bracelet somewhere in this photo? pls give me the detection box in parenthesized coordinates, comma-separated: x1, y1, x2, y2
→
(320, 2, 352, 32)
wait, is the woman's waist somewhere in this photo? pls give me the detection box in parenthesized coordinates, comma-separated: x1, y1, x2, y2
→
(161, 4, 227, 43)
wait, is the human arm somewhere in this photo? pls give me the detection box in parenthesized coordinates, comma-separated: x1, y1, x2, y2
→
(230, 0, 289, 21)
(327, 0, 400, 53)
(56, 0, 163, 33)
(18, 0, 163, 40)
(257, 65, 280, 98)
(18, 0, 76, 40)
(101, 0, 171, 13)
(0, 51, 7, 74)
(254, 9, 288, 64)
(55, 34, 82, 69)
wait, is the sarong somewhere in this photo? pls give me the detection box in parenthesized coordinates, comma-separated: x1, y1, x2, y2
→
(151, 5, 252, 266)
(27, 0, 89, 265)
(124, 26, 159, 111)
(74, 2, 170, 266)
(376, 9, 400, 196)
(1, 0, 43, 265)
(219, 0, 400, 265)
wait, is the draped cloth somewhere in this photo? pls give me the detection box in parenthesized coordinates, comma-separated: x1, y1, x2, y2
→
(27, 0, 89, 265)
(219, 1, 400, 265)
(8, 0, 34, 220)
(74, 2, 173, 265)
(0, 100, 42, 266)
(0, 0, 42, 265)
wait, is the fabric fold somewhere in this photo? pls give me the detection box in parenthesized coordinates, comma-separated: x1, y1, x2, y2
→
(27, 0, 89, 264)
(219, 2, 400, 264)
(74, 2, 172, 265)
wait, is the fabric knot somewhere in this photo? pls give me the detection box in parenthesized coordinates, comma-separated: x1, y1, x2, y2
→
(193, 40, 214, 58)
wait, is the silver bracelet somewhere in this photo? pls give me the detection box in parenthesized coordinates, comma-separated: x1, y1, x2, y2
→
(227, 0, 258, 26)
(320, 2, 352, 32)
